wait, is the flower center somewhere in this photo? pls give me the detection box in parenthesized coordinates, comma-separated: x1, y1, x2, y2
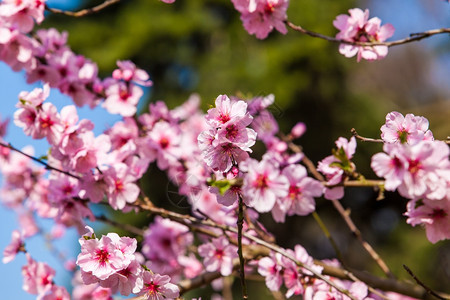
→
(95, 249, 110, 265)
(254, 174, 268, 189)
(397, 129, 409, 144)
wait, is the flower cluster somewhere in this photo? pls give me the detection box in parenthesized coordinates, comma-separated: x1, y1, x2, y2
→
(333, 8, 395, 62)
(0, 0, 150, 115)
(257, 245, 324, 298)
(76, 226, 180, 298)
(371, 112, 450, 243)
(0, 0, 447, 299)
(231, 0, 289, 39)
(199, 94, 257, 173)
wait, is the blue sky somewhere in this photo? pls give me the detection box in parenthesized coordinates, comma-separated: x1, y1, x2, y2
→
(0, 0, 448, 299)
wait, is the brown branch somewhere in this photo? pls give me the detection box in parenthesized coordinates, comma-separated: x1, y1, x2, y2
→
(137, 202, 356, 299)
(45, 0, 121, 17)
(135, 201, 450, 299)
(331, 199, 395, 278)
(237, 195, 248, 299)
(0, 141, 81, 179)
(351, 128, 384, 143)
(403, 265, 447, 300)
(299, 149, 394, 279)
(286, 21, 450, 48)
(325, 179, 385, 188)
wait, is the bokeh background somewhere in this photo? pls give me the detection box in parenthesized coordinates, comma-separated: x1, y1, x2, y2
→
(0, 0, 449, 298)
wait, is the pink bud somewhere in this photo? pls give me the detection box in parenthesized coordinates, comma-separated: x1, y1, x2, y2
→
(291, 122, 306, 138)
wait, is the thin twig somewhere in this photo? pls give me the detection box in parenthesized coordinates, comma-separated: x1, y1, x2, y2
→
(299, 149, 395, 278)
(0, 141, 81, 179)
(331, 199, 395, 279)
(312, 211, 345, 264)
(138, 202, 356, 299)
(136, 202, 450, 299)
(403, 265, 447, 300)
(45, 0, 121, 17)
(351, 128, 383, 143)
(237, 195, 248, 299)
(286, 21, 450, 47)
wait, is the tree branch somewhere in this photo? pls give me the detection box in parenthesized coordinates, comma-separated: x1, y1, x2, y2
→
(286, 21, 450, 47)
(0, 141, 81, 179)
(45, 0, 121, 17)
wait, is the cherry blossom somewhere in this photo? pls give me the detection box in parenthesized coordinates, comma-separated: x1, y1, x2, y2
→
(317, 136, 357, 200)
(241, 157, 289, 213)
(405, 197, 450, 243)
(138, 272, 180, 300)
(231, 0, 289, 39)
(198, 236, 238, 276)
(22, 254, 55, 296)
(371, 140, 449, 200)
(333, 8, 395, 62)
(272, 164, 324, 222)
(380, 111, 433, 145)
(258, 252, 284, 291)
(2, 229, 24, 263)
(76, 228, 130, 281)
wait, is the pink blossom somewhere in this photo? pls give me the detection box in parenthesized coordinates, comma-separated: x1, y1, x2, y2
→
(102, 80, 143, 117)
(36, 102, 63, 145)
(178, 254, 203, 279)
(280, 245, 322, 298)
(18, 211, 39, 238)
(231, 0, 289, 39)
(290, 122, 306, 139)
(76, 232, 127, 280)
(2, 229, 24, 263)
(106, 117, 139, 150)
(198, 236, 238, 276)
(272, 164, 324, 222)
(68, 132, 111, 173)
(142, 216, 193, 276)
(22, 254, 55, 295)
(258, 252, 283, 291)
(112, 60, 152, 86)
(241, 157, 289, 212)
(39, 285, 71, 300)
(99, 259, 144, 296)
(381, 111, 433, 145)
(317, 136, 356, 200)
(205, 94, 251, 128)
(146, 121, 182, 170)
(201, 140, 250, 173)
(103, 163, 140, 210)
(139, 272, 180, 300)
(251, 110, 279, 142)
(405, 198, 450, 243)
(333, 8, 395, 62)
(371, 141, 449, 200)
(0, 0, 45, 33)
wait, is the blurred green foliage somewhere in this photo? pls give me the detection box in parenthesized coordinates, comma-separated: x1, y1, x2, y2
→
(44, 0, 449, 297)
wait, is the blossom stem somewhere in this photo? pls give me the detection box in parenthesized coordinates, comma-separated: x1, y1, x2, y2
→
(286, 21, 450, 47)
(351, 128, 383, 143)
(237, 195, 248, 299)
(403, 265, 447, 300)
